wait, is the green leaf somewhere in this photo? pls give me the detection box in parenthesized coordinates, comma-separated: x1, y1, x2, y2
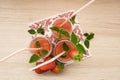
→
(71, 32, 78, 45)
(87, 33, 94, 40)
(28, 29, 36, 34)
(62, 42, 69, 51)
(56, 61, 64, 72)
(29, 54, 39, 63)
(76, 43, 86, 54)
(36, 41, 41, 48)
(50, 27, 59, 32)
(84, 39, 89, 48)
(73, 52, 83, 62)
(50, 27, 70, 38)
(59, 33, 62, 39)
(70, 15, 76, 25)
(41, 49, 48, 55)
(37, 27, 45, 35)
(84, 33, 89, 37)
(60, 29, 70, 38)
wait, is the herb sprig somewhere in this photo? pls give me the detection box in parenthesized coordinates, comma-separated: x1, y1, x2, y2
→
(84, 32, 94, 48)
(70, 15, 76, 25)
(61, 42, 70, 58)
(28, 26, 45, 35)
(70, 32, 86, 54)
(29, 41, 48, 63)
(62, 42, 69, 51)
(50, 27, 70, 39)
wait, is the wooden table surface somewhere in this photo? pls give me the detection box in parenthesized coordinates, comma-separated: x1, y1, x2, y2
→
(0, 0, 120, 80)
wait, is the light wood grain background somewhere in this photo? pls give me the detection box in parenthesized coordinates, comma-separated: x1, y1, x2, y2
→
(0, 0, 120, 80)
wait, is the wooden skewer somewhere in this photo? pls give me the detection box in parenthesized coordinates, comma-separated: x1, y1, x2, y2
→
(60, 0, 95, 27)
(29, 51, 65, 71)
(0, 48, 42, 62)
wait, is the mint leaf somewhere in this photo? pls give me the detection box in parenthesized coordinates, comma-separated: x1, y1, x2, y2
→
(59, 33, 62, 39)
(50, 27, 59, 32)
(41, 49, 48, 55)
(76, 43, 86, 54)
(56, 61, 64, 72)
(37, 27, 45, 35)
(71, 32, 78, 45)
(70, 15, 76, 25)
(50, 27, 70, 38)
(36, 41, 41, 48)
(84, 32, 94, 48)
(29, 54, 39, 63)
(60, 29, 70, 38)
(84, 33, 89, 37)
(84, 39, 89, 48)
(62, 42, 69, 51)
(87, 33, 94, 40)
(28, 29, 36, 34)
